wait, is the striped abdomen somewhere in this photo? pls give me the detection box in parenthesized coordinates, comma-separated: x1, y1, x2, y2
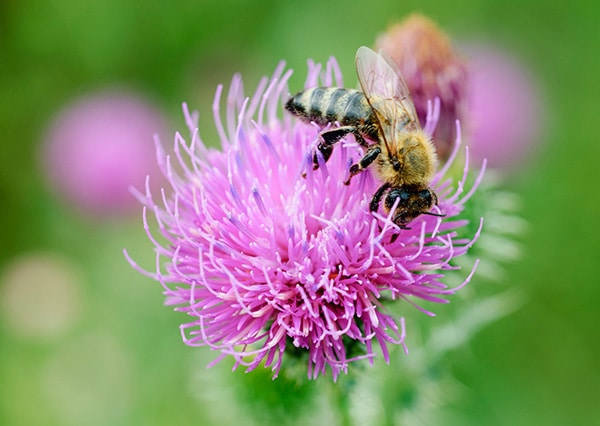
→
(285, 87, 380, 141)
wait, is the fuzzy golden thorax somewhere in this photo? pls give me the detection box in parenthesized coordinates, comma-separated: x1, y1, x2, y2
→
(375, 130, 437, 187)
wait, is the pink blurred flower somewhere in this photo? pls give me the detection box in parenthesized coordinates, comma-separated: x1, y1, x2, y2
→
(41, 90, 168, 216)
(376, 14, 468, 160)
(126, 57, 483, 380)
(465, 43, 543, 170)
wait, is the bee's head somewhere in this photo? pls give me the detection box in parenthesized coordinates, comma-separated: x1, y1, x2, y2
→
(385, 186, 444, 229)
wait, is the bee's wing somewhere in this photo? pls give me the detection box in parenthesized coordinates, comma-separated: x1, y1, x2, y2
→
(355, 46, 420, 140)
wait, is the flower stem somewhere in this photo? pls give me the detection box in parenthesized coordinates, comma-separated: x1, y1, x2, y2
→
(329, 377, 355, 426)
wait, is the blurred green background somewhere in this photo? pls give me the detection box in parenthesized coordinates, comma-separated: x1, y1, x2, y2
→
(1, 0, 598, 425)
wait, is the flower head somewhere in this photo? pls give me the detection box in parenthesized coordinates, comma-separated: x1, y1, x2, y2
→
(465, 43, 544, 170)
(127, 56, 483, 380)
(41, 90, 168, 216)
(376, 14, 468, 160)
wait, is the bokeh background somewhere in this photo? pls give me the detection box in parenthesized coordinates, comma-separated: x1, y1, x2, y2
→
(1, 1, 598, 425)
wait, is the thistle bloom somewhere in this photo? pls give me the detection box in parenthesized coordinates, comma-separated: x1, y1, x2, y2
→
(126, 57, 483, 380)
(41, 90, 168, 216)
(376, 14, 468, 160)
(465, 43, 543, 170)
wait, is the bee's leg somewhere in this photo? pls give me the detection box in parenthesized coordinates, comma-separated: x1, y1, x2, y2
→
(371, 183, 407, 243)
(369, 182, 391, 212)
(370, 182, 393, 239)
(344, 146, 381, 185)
(314, 126, 355, 169)
(352, 132, 370, 148)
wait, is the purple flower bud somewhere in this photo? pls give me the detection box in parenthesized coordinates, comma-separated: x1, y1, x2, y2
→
(377, 14, 468, 160)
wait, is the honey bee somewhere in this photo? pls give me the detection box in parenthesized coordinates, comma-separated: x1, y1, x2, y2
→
(285, 46, 444, 229)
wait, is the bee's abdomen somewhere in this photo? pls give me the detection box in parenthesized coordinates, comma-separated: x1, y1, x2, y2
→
(286, 88, 374, 130)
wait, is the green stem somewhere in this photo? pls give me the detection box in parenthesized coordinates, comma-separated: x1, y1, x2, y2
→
(329, 377, 355, 426)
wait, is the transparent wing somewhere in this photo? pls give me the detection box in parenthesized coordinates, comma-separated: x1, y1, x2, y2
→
(355, 46, 420, 134)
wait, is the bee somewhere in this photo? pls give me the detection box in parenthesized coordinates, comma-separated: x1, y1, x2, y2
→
(285, 46, 444, 229)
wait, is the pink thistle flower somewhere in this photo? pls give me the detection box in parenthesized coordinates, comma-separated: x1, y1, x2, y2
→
(465, 43, 544, 170)
(41, 90, 168, 217)
(126, 56, 484, 380)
